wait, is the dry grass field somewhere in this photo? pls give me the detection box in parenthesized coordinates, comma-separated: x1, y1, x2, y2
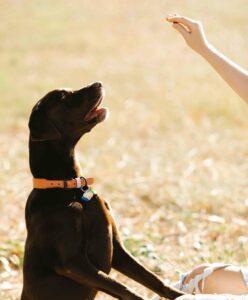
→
(0, 0, 248, 299)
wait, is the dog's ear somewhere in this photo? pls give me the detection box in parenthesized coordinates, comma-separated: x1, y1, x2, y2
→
(29, 109, 61, 141)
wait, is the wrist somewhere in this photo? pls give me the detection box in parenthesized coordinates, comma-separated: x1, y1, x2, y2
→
(197, 42, 215, 58)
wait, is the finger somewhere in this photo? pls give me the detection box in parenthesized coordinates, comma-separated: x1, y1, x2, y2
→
(165, 14, 177, 22)
(165, 15, 191, 32)
(167, 15, 195, 24)
(167, 17, 192, 33)
(166, 13, 178, 19)
(166, 15, 196, 30)
(172, 22, 191, 37)
(173, 21, 191, 33)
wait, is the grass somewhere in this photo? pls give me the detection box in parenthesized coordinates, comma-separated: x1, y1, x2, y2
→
(0, 0, 248, 298)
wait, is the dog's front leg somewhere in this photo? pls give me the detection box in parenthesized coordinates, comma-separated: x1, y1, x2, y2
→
(56, 257, 145, 300)
(112, 237, 184, 300)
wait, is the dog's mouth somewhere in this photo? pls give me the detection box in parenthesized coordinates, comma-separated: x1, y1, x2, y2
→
(84, 90, 109, 124)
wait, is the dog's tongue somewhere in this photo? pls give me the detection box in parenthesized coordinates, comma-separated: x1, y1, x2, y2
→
(84, 107, 109, 122)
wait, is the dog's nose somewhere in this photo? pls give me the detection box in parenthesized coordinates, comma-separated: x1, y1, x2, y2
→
(91, 81, 103, 88)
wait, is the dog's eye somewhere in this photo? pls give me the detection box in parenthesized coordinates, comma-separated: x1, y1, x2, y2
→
(60, 92, 73, 108)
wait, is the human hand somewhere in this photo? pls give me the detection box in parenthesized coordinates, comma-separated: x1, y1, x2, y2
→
(166, 14, 210, 55)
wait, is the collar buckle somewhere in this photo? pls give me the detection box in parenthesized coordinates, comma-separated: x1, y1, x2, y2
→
(63, 180, 68, 189)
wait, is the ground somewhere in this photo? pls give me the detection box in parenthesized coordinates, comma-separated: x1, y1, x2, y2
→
(0, 0, 248, 299)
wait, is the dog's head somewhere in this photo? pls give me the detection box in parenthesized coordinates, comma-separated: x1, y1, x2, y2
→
(29, 82, 108, 143)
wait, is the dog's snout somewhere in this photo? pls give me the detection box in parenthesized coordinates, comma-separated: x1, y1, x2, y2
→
(91, 81, 103, 88)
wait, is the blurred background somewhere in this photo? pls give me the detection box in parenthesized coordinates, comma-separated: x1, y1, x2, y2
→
(0, 0, 248, 299)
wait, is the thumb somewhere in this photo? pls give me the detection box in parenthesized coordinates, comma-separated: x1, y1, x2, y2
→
(172, 22, 190, 40)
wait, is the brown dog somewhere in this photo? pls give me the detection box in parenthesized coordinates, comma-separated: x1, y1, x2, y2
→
(21, 82, 184, 300)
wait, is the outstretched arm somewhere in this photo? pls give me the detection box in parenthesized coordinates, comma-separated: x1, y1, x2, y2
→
(166, 15, 248, 103)
(176, 295, 248, 300)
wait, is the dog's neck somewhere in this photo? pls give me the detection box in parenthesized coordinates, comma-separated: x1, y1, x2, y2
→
(29, 139, 82, 180)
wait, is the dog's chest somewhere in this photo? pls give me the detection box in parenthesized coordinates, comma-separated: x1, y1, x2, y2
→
(87, 223, 113, 273)
(85, 208, 113, 273)
(70, 197, 114, 273)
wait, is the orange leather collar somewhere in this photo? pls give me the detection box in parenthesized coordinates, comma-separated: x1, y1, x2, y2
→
(33, 177, 94, 189)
